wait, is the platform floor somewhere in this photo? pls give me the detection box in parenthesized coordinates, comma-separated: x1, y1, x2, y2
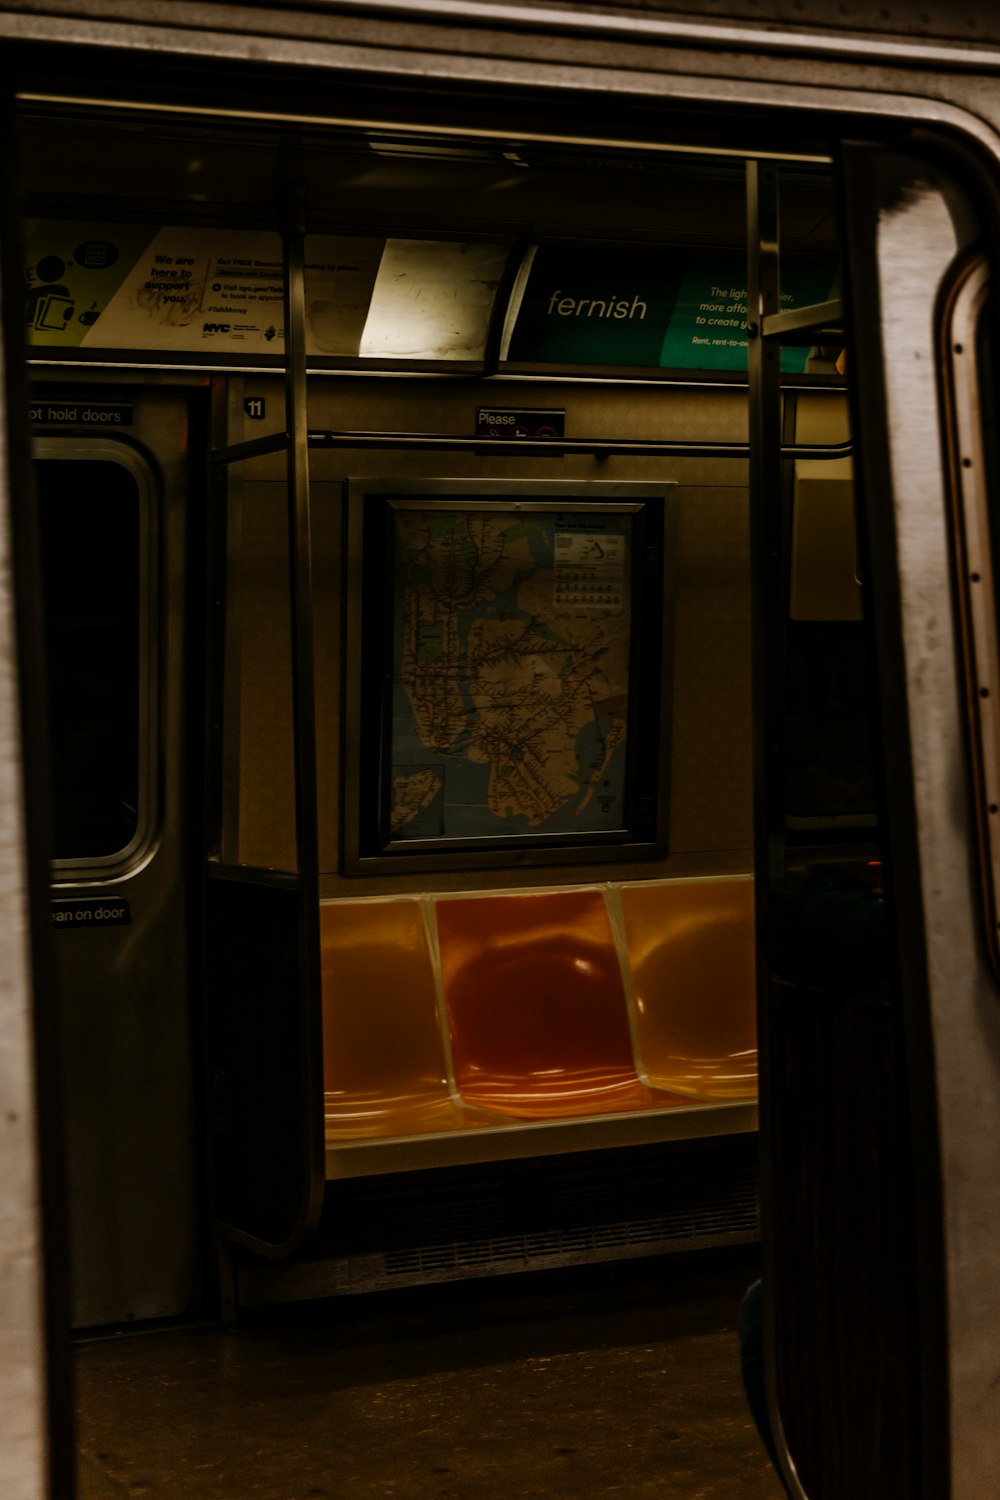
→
(75, 1249, 784, 1499)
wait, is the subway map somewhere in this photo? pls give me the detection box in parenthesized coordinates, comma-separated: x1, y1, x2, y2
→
(389, 507, 632, 841)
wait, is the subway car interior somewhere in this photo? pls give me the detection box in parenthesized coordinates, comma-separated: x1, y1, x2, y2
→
(24, 97, 824, 1313)
(7, 17, 1000, 1498)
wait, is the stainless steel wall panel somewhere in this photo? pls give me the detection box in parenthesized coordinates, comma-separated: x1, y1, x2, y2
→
(44, 387, 204, 1326)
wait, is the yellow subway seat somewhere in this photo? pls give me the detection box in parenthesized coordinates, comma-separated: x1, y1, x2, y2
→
(436, 888, 665, 1119)
(320, 898, 467, 1139)
(619, 878, 757, 1101)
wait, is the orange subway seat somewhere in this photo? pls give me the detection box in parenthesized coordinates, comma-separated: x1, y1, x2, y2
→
(618, 877, 757, 1101)
(320, 898, 468, 1140)
(436, 888, 662, 1119)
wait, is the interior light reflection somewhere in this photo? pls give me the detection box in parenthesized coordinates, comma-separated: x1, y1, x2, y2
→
(359, 239, 509, 359)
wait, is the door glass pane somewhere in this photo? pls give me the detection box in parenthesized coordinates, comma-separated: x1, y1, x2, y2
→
(35, 457, 142, 861)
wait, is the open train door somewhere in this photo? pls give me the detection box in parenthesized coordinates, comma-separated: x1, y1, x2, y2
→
(751, 144, 1000, 1497)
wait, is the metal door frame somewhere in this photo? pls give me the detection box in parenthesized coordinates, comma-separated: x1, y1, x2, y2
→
(5, 7, 1000, 1496)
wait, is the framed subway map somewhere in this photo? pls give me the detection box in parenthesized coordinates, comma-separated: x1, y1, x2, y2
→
(343, 479, 675, 873)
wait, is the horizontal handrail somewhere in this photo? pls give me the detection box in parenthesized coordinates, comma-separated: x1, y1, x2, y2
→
(760, 299, 844, 343)
(212, 430, 853, 463)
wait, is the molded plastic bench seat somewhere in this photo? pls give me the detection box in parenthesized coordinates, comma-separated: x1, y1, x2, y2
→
(436, 887, 674, 1119)
(617, 876, 757, 1101)
(320, 897, 473, 1140)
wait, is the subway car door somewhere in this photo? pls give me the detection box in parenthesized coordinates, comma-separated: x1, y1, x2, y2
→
(757, 142, 1000, 1500)
(34, 384, 206, 1327)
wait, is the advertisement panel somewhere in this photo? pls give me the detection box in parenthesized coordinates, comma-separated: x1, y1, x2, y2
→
(23, 223, 506, 361)
(504, 245, 838, 372)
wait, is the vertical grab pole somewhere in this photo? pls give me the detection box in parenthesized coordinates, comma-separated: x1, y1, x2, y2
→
(747, 159, 786, 894)
(281, 185, 325, 1236)
(746, 160, 808, 1500)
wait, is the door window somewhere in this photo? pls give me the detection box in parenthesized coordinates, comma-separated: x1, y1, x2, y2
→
(35, 449, 153, 868)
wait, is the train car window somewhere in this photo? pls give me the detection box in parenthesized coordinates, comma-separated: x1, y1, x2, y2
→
(35, 450, 152, 868)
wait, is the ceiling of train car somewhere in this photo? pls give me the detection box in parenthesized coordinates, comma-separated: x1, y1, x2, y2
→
(15, 107, 838, 252)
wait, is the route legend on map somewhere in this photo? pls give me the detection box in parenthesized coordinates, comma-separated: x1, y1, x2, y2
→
(554, 532, 625, 607)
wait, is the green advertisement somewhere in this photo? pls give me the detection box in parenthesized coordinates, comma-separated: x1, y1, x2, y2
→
(506, 247, 687, 368)
(506, 246, 839, 373)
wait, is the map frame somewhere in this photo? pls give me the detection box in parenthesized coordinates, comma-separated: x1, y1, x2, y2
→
(342, 478, 677, 875)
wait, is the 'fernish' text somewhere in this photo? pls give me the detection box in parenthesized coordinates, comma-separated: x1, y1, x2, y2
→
(546, 291, 647, 320)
